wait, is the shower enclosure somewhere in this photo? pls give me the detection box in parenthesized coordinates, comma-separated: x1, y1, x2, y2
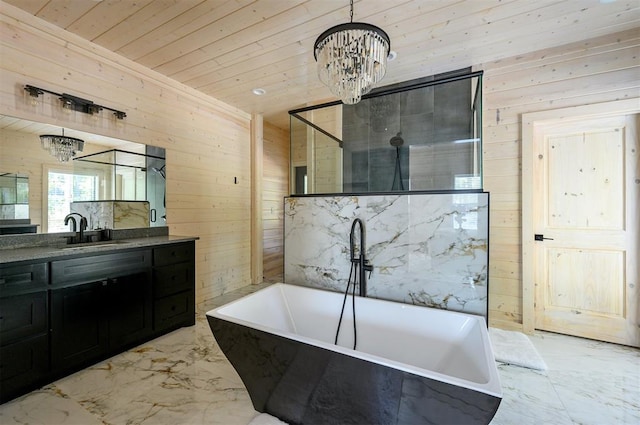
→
(72, 148, 166, 226)
(289, 69, 482, 194)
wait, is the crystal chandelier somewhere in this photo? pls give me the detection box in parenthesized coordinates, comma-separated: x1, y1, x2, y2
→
(40, 129, 85, 162)
(314, 0, 390, 104)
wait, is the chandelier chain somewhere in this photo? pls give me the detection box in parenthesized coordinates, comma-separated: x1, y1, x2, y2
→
(350, 0, 353, 22)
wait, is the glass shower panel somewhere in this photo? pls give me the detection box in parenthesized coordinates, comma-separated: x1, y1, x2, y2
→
(73, 149, 163, 201)
(289, 70, 482, 194)
(290, 107, 343, 194)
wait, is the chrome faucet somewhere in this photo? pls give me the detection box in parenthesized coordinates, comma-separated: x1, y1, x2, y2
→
(350, 218, 373, 297)
(64, 213, 88, 243)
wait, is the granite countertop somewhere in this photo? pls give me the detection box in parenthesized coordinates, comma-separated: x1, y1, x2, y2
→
(0, 232, 198, 264)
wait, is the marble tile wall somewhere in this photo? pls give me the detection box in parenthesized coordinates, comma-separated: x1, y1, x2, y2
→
(71, 201, 150, 230)
(284, 192, 489, 318)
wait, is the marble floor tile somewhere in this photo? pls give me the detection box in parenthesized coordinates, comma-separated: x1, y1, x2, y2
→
(1, 282, 638, 425)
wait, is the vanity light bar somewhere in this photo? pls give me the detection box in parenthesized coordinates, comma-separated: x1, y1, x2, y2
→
(24, 85, 127, 119)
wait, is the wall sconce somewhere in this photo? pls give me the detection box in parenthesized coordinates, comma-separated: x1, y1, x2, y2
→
(24, 85, 126, 119)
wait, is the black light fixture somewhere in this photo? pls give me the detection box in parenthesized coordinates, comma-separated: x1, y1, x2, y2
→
(24, 85, 126, 119)
(314, 0, 391, 105)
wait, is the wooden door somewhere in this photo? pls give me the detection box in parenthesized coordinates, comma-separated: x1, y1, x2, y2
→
(533, 115, 639, 347)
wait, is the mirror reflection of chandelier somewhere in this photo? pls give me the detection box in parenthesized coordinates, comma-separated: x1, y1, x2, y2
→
(314, 0, 390, 105)
(40, 129, 85, 162)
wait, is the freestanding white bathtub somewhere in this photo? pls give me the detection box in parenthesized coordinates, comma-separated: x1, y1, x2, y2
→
(207, 283, 502, 425)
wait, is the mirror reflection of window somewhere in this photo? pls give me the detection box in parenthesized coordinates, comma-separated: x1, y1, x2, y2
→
(47, 171, 98, 232)
(0, 173, 29, 220)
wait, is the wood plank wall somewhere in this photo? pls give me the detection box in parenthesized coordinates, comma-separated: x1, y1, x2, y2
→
(262, 121, 289, 281)
(0, 5, 253, 303)
(477, 28, 640, 330)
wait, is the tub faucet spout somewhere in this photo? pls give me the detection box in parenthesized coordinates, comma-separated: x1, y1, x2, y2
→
(350, 218, 373, 297)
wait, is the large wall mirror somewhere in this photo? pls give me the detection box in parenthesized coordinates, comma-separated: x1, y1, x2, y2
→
(0, 115, 166, 235)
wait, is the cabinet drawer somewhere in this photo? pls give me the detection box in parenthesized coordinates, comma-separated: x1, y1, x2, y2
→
(0, 262, 48, 296)
(0, 334, 49, 403)
(51, 249, 151, 286)
(153, 263, 193, 298)
(0, 291, 48, 345)
(154, 291, 195, 332)
(153, 242, 194, 266)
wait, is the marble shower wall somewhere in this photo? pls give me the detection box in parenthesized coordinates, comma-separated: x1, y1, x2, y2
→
(284, 192, 489, 318)
(71, 200, 150, 230)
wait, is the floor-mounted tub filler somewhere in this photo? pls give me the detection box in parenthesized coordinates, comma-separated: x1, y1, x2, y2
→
(206, 283, 502, 425)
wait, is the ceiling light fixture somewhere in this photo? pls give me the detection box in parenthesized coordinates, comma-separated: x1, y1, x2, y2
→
(314, 0, 390, 105)
(252, 88, 266, 96)
(40, 129, 85, 162)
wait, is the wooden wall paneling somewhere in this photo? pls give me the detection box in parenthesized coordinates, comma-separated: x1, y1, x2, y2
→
(479, 29, 640, 330)
(251, 114, 264, 284)
(1, 7, 253, 304)
(262, 121, 289, 281)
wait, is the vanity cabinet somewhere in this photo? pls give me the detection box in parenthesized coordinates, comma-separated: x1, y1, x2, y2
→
(0, 240, 195, 403)
(152, 242, 195, 333)
(0, 261, 49, 402)
(50, 250, 152, 373)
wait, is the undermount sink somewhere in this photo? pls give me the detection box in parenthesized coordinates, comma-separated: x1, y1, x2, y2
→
(59, 240, 128, 250)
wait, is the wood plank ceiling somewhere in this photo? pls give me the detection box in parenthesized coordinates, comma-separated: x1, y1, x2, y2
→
(4, 0, 639, 129)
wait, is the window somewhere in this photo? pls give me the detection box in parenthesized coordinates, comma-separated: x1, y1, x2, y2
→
(47, 171, 98, 232)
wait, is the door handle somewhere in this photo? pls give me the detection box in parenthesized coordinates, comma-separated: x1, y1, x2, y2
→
(534, 234, 554, 241)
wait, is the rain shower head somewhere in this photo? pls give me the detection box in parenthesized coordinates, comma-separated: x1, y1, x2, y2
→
(389, 132, 404, 147)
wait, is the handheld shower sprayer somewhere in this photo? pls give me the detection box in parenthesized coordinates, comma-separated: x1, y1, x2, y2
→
(390, 132, 405, 190)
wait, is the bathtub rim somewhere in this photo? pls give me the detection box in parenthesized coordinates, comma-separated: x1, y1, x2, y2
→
(206, 282, 502, 399)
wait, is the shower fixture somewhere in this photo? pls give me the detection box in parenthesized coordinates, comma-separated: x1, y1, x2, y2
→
(390, 132, 405, 190)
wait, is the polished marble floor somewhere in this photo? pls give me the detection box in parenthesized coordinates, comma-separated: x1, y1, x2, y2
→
(1, 283, 638, 425)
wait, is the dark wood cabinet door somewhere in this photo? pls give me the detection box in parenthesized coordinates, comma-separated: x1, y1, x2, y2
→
(153, 290, 195, 332)
(151, 241, 196, 334)
(107, 271, 152, 348)
(50, 281, 108, 371)
(0, 335, 48, 403)
(0, 291, 47, 345)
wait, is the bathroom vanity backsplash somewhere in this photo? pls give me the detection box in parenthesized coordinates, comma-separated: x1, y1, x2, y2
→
(71, 200, 150, 230)
(284, 192, 489, 318)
